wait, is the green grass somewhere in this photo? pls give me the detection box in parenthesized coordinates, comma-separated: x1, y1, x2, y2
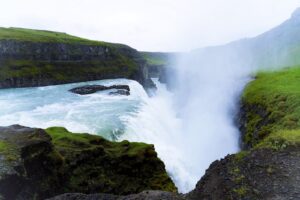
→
(46, 127, 153, 158)
(233, 186, 248, 197)
(141, 52, 170, 66)
(0, 27, 117, 47)
(0, 141, 9, 153)
(256, 129, 300, 150)
(0, 140, 18, 162)
(45, 127, 177, 193)
(0, 27, 140, 84)
(242, 66, 300, 148)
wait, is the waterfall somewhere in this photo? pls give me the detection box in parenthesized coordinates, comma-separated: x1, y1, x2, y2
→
(121, 49, 253, 192)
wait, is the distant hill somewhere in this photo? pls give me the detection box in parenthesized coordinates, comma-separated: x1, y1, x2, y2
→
(192, 8, 300, 70)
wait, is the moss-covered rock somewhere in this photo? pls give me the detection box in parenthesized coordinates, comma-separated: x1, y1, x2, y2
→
(0, 125, 64, 200)
(239, 66, 300, 149)
(48, 190, 184, 200)
(0, 125, 176, 200)
(140, 51, 176, 85)
(0, 27, 153, 89)
(46, 127, 177, 195)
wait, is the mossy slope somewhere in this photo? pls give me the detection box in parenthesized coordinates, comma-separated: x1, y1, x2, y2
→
(0, 27, 122, 47)
(240, 66, 300, 148)
(46, 127, 177, 195)
(0, 125, 176, 200)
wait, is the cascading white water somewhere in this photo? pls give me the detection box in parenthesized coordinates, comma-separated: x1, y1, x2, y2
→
(120, 79, 194, 191)
(169, 52, 253, 191)
(120, 50, 254, 192)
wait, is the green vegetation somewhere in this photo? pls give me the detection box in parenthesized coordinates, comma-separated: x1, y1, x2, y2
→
(0, 27, 116, 46)
(141, 52, 171, 66)
(233, 186, 248, 197)
(256, 129, 300, 150)
(242, 66, 300, 148)
(0, 126, 176, 198)
(0, 27, 142, 87)
(46, 127, 177, 194)
(0, 58, 138, 82)
(234, 151, 249, 161)
(0, 140, 18, 162)
(0, 141, 9, 153)
(46, 127, 152, 158)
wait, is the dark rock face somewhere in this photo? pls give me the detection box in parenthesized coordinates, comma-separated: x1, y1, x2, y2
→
(237, 102, 272, 149)
(0, 125, 176, 200)
(69, 85, 130, 95)
(0, 40, 154, 89)
(47, 191, 184, 200)
(109, 89, 130, 96)
(187, 147, 300, 200)
(0, 125, 64, 200)
(47, 145, 300, 200)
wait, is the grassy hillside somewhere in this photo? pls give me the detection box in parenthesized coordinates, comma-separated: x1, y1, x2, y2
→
(0, 27, 117, 46)
(0, 27, 148, 88)
(241, 66, 300, 149)
(141, 52, 171, 66)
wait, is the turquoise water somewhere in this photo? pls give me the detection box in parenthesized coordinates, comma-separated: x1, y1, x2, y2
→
(0, 78, 194, 192)
(0, 79, 147, 140)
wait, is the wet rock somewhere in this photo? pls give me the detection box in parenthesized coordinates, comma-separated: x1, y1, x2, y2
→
(187, 147, 300, 200)
(47, 191, 184, 200)
(0, 125, 176, 200)
(109, 89, 130, 96)
(69, 85, 130, 95)
(0, 125, 64, 200)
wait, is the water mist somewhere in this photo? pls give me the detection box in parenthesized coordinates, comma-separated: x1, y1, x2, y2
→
(121, 45, 256, 192)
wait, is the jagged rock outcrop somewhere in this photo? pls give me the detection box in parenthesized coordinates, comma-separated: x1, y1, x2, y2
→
(0, 28, 154, 89)
(48, 146, 300, 200)
(187, 147, 300, 200)
(47, 191, 184, 200)
(0, 125, 64, 200)
(238, 102, 272, 149)
(140, 51, 178, 89)
(69, 85, 130, 95)
(0, 125, 176, 200)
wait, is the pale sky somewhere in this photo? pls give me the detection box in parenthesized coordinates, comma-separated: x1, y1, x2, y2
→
(1, 0, 300, 51)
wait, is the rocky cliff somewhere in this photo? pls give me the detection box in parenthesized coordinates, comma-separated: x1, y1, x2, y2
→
(0, 125, 176, 200)
(0, 28, 153, 89)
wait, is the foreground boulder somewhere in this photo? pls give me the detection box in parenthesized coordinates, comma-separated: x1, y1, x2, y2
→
(69, 85, 130, 95)
(47, 191, 184, 200)
(48, 145, 300, 200)
(0, 125, 176, 200)
(0, 125, 64, 200)
(187, 146, 300, 200)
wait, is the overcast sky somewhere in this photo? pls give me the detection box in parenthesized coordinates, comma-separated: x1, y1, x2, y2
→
(1, 0, 300, 51)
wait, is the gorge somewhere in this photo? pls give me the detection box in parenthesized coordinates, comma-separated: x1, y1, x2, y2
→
(1, 7, 300, 200)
